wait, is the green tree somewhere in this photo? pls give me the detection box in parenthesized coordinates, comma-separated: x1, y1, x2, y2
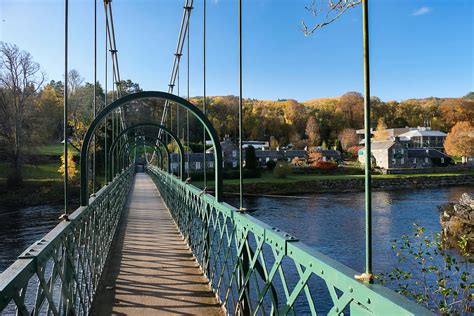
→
(321, 141, 328, 150)
(244, 145, 258, 170)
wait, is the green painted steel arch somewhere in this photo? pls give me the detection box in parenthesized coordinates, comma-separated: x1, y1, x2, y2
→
(117, 136, 170, 172)
(108, 123, 181, 181)
(80, 91, 224, 206)
(121, 140, 166, 171)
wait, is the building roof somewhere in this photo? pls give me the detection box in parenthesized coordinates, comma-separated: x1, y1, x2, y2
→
(370, 140, 399, 150)
(321, 149, 342, 158)
(399, 129, 447, 138)
(408, 149, 451, 159)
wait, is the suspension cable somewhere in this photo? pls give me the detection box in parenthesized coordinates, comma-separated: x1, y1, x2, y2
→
(63, 0, 69, 214)
(238, 0, 244, 210)
(151, 0, 193, 164)
(92, 0, 97, 194)
(203, 0, 207, 187)
(104, 8, 108, 182)
(186, 17, 190, 178)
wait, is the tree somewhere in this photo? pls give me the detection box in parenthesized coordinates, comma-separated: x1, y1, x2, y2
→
(301, 0, 362, 36)
(36, 84, 62, 142)
(373, 118, 389, 141)
(464, 92, 474, 100)
(0, 42, 44, 186)
(338, 92, 364, 128)
(444, 121, 474, 163)
(321, 141, 328, 150)
(334, 139, 343, 153)
(305, 116, 320, 146)
(338, 128, 358, 150)
(440, 99, 474, 131)
(58, 149, 78, 182)
(245, 145, 258, 170)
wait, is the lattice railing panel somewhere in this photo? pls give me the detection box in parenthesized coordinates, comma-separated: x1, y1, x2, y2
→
(147, 166, 433, 315)
(0, 167, 134, 315)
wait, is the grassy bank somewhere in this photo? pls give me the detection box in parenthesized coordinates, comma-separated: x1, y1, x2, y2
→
(0, 144, 96, 208)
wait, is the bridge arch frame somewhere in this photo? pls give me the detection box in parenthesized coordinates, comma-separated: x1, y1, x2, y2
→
(80, 91, 224, 206)
(108, 123, 183, 181)
(120, 139, 167, 171)
(117, 136, 170, 172)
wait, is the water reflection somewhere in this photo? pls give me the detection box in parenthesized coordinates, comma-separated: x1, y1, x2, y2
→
(227, 185, 472, 273)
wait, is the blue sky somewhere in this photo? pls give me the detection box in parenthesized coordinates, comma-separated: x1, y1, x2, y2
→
(1, 0, 473, 101)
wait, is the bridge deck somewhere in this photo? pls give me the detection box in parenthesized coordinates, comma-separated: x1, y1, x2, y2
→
(91, 173, 223, 315)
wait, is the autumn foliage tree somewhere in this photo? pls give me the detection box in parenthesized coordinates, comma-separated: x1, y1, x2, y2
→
(0, 42, 44, 186)
(373, 118, 389, 141)
(338, 128, 358, 150)
(58, 149, 78, 182)
(444, 121, 474, 163)
(305, 116, 320, 146)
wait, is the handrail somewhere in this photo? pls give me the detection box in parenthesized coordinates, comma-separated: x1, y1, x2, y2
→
(0, 166, 134, 315)
(146, 166, 434, 315)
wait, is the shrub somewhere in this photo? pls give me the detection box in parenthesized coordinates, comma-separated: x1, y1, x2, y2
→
(273, 161, 292, 178)
(347, 146, 363, 158)
(266, 160, 276, 170)
(314, 161, 338, 170)
(377, 224, 473, 314)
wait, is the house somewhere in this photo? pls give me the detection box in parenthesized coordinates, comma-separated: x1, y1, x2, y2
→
(170, 153, 215, 173)
(407, 149, 453, 168)
(358, 139, 408, 169)
(242, 140, 270, 151)
(206, 136, 239, 168)
(320, 149, 342, 162)
(358, 138, 453, 169)
(358, 127, 447, 152)
(398, 127, 447, 151)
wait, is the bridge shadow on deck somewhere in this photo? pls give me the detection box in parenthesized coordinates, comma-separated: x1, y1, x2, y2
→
(91, 173, 223, 316)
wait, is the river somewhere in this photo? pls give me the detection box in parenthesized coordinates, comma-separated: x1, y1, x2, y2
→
(228, 185, 472, 274)
(0, 185, 472, 313)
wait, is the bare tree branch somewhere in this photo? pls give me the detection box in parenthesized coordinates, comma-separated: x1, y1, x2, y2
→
(301, 0, 362, 36)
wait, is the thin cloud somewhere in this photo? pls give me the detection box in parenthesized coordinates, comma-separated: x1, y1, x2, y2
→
(412, 6, 432, 16)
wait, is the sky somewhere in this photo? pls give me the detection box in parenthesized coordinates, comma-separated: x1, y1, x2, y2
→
(1, 0, 473, 102)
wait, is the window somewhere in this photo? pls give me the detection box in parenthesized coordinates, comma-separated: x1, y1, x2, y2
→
(232, 161, 237, 167)
(196, 162, 201, 169)
(392, 159, 396, 165)
(401, 158, 404, 164)
(425, 157, 429, 163)
(441, 158, 444, 163)
(413, 158, 417, 164)
(400, 149, 404, 154)
(232, 150, 237, 157)
(209, 161, 214, 168)
(185, 162, 189, 170)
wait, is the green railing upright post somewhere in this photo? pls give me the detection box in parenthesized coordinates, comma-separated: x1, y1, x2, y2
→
(362, 0, 373, 280)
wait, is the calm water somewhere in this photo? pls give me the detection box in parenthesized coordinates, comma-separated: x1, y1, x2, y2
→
(229, 186, 472, 274)
(0, 185, 471, 313)
(0, 205, 62, 272)
(0, 186, 470, 273)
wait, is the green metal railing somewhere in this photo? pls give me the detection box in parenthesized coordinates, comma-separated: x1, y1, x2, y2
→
(147, 166, 433, 315)
(0, 167, 134, 315)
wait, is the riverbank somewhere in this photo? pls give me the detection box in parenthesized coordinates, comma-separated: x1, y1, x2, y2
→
(0, 179, 80, 208)
(203, 171, 474, 195)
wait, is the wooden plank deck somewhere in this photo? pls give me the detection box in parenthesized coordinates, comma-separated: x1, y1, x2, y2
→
(91, 173, 224, 315)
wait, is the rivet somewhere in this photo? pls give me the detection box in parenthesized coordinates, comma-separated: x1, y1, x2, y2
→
(349, 287, 353, 293)
(321, 270, 324, 275)
(335, 308, 339, 313)
(367, 298, 371, 304)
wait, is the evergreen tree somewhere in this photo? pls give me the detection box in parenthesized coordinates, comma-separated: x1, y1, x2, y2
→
(245, 145, 258, 170)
